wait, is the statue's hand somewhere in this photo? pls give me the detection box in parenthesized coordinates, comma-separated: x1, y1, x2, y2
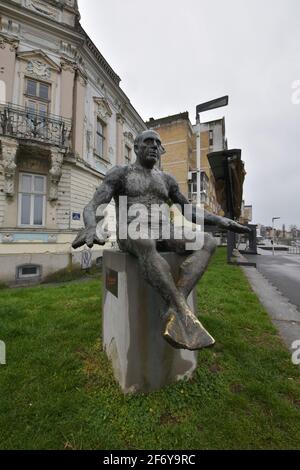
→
(72, 226, 109, 249)
(223, 218, 252, 234)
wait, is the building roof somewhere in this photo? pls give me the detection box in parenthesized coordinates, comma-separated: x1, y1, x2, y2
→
(146, 112, 191, 128)
(42, 0, 79, 14)
(77, 23, 121, 86)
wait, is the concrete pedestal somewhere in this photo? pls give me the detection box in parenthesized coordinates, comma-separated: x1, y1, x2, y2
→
(102, 249, 198, 394)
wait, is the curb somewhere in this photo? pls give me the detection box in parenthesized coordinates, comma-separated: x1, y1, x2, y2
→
(241, 264, 300, 358)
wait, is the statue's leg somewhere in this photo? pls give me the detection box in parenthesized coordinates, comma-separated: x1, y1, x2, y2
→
(120, 238, 188, 315)
(160, 230, 217, 350)
(119, 237, 215, 351)
(176, 232, 217, 299)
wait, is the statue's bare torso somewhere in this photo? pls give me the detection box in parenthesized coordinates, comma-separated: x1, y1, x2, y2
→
(113, 165, 172, 236)
(114, 165, 170, 206)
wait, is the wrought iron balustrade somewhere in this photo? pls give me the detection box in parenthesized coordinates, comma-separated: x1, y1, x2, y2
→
(0, 103, 72, 148)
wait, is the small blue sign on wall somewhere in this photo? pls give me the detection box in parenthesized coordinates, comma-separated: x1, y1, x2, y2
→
(72, 212, 81, 221)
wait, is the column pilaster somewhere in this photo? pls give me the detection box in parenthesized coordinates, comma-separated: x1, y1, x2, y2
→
(49, 147, 65, 201)
(0, 137, 19, 197)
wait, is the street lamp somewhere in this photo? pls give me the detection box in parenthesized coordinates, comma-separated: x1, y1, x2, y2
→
(195, 96, 229, 206)
(272, 217, 280, 256)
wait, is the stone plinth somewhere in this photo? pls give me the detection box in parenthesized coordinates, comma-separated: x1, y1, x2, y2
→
(102, 250, 198, 394)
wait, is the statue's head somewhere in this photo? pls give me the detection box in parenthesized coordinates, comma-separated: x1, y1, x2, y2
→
(134, 130, 166, 169)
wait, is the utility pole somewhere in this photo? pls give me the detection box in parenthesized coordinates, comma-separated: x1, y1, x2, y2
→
(272, 217, 280, 256)
(195, 96, 228, 208)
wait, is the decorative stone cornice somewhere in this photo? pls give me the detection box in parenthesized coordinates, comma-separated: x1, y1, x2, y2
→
(60, 41, 84, 68)
(0, 33, 19, 52)
(25, 0, 59, 21)
(114, 98, 126, 116)
(80, 27, 121, 87)
(61, 55, 86, 82)
(18, 49, 61, 71)
(60, 57, 76, 73)
(116, 113, 125, 125)
(94, 97, 113, 121)
(0, 137, 19, 197)
(31, 0, 80, 16)
(124, 131, 134, 147)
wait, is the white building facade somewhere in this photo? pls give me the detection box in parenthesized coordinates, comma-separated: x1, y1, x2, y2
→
(0, 0, 145, 284)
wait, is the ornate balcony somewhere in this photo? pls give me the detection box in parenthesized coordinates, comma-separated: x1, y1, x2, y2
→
(0, 103, 72, 148)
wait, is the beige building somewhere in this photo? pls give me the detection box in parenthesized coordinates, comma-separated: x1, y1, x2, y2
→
(0, 0, 145, 284)
(240, 202, 253, 225)
(147, 113, 195, 197)
(147, 112, 226, 214)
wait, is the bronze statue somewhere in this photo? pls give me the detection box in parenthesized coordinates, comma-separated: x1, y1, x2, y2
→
(72, 130, 250, 351)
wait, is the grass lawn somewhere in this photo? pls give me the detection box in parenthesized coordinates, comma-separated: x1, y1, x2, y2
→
(1, 248, 300, 450)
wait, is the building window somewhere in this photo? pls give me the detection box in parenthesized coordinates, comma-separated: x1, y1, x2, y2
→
(26, 79, 50, 100)
(25, 78, 50, 116)
(18, 265, 40, 279)
(18, 173, 46, 227)
(96, 118, 106, 159)
(188, 171, 197, 200)
(125, 145, 131, 165)
(190, 171, 197, 193)
(200, 171, 209, 193)
(17, 264, 41, 281)
(201, 193, 207, 204)
(209, 129, 214, 146)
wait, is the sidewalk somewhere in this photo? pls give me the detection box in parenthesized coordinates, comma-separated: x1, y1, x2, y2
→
(242, 264, 300, 354)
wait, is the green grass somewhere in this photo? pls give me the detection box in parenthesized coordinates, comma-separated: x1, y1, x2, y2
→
(0, 248, 300, 450)
(41, 264, 102, 284)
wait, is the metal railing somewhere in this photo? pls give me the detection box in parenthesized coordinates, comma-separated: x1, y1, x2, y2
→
(0, 103, 72, 148)
(288, 246, 300, 255)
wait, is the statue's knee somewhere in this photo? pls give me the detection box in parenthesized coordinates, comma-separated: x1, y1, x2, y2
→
(133, 238, 156, 256)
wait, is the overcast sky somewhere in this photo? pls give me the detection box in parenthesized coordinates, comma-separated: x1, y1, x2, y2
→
(78, 0, 300, 229)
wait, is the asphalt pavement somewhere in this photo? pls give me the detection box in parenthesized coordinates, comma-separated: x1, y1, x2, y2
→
(245, 249, 300, 310)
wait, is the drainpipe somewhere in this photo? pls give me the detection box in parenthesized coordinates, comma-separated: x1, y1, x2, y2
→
(196, 117, 201, 207)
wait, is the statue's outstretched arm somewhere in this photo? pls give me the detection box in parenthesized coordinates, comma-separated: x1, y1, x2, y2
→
(72, 166, 123, 249)
(202, 210, 251, 233)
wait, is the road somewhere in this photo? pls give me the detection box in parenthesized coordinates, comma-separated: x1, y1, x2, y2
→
(245, 249, 300, 310)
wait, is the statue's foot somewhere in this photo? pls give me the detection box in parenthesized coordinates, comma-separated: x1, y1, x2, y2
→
(163, 308, 215, 351)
